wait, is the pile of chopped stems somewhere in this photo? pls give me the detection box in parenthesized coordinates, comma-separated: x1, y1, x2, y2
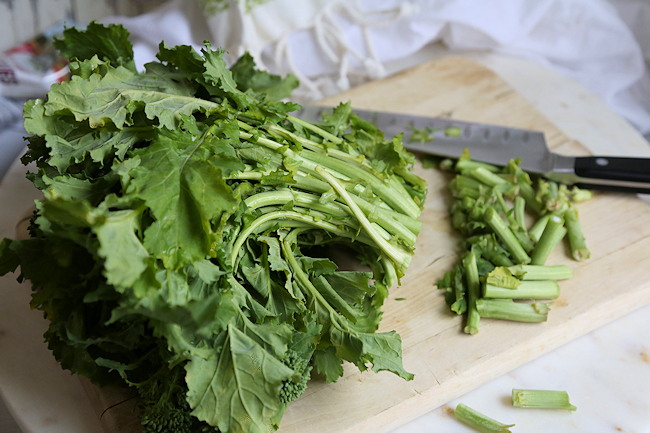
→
(437, 152, 592, 334)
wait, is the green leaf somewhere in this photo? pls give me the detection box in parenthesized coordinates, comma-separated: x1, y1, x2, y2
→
(94, 209, 149, 288)
(0, 239, 19, 275)
(318, 102, 353, 137)
(312, 346, 344, 382)
(230, 52, 299, 101)
(54, 21, 135, 70)
(130, 125, 244, 268)
(24, 99, 139, 172)
(186, 325, 293, 433)
(201, 45, 251, 108)
(330, 327, 413, 381)
(43, 60, 213, 130)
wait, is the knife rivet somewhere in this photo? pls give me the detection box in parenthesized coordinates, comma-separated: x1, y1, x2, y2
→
(595, 157, 609, 166)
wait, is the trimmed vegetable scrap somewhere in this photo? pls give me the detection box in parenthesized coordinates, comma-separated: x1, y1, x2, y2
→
(454, 403, 515, 433)
(512, 389, 577, 411)
(0, 22, 427, 433)
(437, 151, 592, 332)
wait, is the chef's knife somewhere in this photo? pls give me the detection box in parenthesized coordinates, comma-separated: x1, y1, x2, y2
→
(295, 105, 650, 194)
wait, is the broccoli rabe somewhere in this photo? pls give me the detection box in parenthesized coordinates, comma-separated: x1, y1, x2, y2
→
(0, 22, 425, 433)
(437, 152, 591, 333)
(139, 365, 210, 433)
(279, 350, 313, 405)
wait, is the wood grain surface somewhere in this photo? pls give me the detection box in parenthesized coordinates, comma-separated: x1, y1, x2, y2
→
(24, 56, 650, 433)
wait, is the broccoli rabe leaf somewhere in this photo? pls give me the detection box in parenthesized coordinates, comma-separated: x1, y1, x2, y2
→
(54, 21, 135, 70)
(230, 52, 299, 102)
(186, 325, 294, 433)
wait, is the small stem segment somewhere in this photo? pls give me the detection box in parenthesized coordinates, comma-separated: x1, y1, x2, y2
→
(564, 207, 590, 261)
(507, 264, 573, 281)
(476, 299, 550, 322)
(530, 214, 566, 265)
(454, 403, 515, 433)
(512, 389, 577, 411)
(484, 207, 531, 264)
(483, 280, 560, 299)
(463, 251, 480, 335)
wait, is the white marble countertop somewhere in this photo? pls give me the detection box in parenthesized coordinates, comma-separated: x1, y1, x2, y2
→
(1, 48, 649, 433)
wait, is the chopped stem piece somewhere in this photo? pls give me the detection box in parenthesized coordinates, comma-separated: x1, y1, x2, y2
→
(476, 299, 550, 322)
(468, 167, 508, 187)
(530, 215, 566, 265)
(512, 389, 577, 411)
(508, 264, 573, 280)
(484, 207, 531, 264)
(454, 403, 515, 433)
(528, 213, 549, 242)
(564, 207, 590, 261)
(483, 280, 560, 299)
(456, 158, 500, 173)
(514, 196, 526, 230)
(463, 251, 481, 335)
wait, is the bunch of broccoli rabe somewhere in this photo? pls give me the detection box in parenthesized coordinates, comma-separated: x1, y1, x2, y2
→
(436, 152, 592, 334)
(0, 20, 594, 433)
(0, 23, 426, 433)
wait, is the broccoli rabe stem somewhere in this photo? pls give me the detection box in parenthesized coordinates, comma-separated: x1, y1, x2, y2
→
(530, 215, 566, 265)
(280, 230, 347, 326)
(453, 403, 515, 433)
(476, 299, 550, 322)
(244, 189, 348, 217)
(467, 167, 507, 187)
(439, 154, 591, 333)
(230, 210, 373, 267)
(315, 166, 412, 272)
(238, 127, 422, 221)
(507, 264, 573, 281)
(528, 213, 549, 242)
(564, 207, 590, 261)
(484, 207, 531, 264)
(512, 389, 577, 411)
(483, 280, 560, 299)
(463, 251, 481, 335)
(286, 114, 343, 145)
(455, 158, 500, 173)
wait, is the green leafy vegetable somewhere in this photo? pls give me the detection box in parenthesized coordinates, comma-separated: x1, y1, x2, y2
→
(0, 23, 426, 433)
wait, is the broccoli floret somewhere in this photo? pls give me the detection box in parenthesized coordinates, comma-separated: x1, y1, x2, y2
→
(279, 350, 313, 405)
(138, 364, 215, 433)
(141, 396, 193, 433)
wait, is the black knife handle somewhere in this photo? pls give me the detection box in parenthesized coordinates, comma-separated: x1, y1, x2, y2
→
(574, 156, 650, 193)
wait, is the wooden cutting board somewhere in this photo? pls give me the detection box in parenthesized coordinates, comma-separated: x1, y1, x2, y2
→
(52, 56, 650, 432)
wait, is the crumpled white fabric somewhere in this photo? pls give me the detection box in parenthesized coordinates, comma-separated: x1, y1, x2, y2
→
(104, 0, 650, 136)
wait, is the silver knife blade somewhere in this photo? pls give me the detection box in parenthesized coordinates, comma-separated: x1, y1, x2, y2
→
(294, 105, 570, 177)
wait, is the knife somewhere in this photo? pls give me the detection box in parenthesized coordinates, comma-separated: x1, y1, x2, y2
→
(295, 105, 650, 194)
